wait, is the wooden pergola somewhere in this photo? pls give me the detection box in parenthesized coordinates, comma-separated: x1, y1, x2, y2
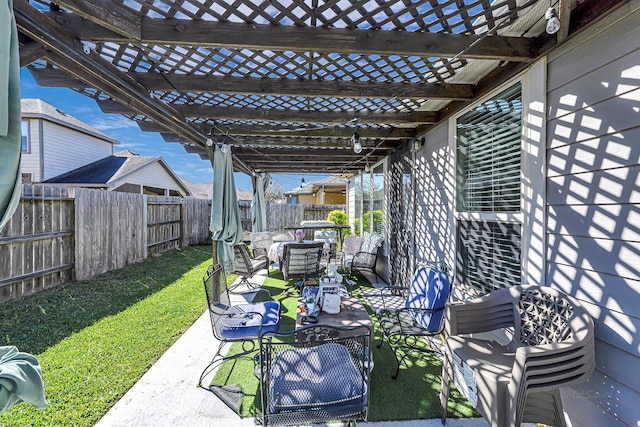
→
(14, 0, 626, 175)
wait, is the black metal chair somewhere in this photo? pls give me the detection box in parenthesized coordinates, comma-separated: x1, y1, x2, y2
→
(232, 243, 270, 291)
(349, 232, 383, 283)
(375, 261, 451, 379)
(256, 324, 372, 427)
(198, 264, 281, 410)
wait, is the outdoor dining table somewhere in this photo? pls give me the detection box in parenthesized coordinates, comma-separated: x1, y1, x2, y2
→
(284, 224, 351, 245)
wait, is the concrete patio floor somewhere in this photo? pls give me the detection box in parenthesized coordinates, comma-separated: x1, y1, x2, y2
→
(95, 270, 488, 427)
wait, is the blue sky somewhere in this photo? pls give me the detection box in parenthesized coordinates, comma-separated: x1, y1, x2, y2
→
(19, 68, 326, 192)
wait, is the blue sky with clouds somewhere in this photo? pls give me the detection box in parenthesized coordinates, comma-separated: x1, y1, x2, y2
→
(20, 68, 326, 192)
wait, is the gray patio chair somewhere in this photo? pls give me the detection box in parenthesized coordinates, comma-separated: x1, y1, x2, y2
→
(256, 324, 371, 427)
(440, 285, 595, 427)
(199, 264, 281, 412)
(376, 261, 451, 379)
(349, 232, 383, 283)
(280, 241, 324, 281)
(232, 243, 270, 290)
(314, 229, 337, 268)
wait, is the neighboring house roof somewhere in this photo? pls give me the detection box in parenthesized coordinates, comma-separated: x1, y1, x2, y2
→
(179, 178, 252, 201)
(44, 151, 191, 195)
(284, 175, 347, 195)
(20, 98, 119, 145)
(237, 189, 253, 201)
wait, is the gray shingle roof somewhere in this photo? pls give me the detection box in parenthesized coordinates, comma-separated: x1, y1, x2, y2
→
(21, 98, 119, 144)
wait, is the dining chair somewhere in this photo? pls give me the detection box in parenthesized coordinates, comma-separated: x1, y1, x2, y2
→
(199, 264, 281, 412)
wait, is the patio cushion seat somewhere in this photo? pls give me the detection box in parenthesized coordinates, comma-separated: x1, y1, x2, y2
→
(268, 343, 366, 413)
(219, 301, 281, 339)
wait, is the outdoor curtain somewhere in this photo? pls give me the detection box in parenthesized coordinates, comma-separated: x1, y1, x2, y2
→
(0, 0, 22, 233)
(251, 173, 270, 233)
(209, 145, 243, 273)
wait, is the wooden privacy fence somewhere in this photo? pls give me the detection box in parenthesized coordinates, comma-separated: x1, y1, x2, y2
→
(1, 187, 344, 304)
(237, 201, 345, 233)
(0, 185, 212, 304)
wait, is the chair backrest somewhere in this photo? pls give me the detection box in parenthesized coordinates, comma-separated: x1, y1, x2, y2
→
(258, 325, 371, 426)
(361, 232, 383, 254)
(313, 230, 336, 245)
(250, 232, 274, 255)
(233, 243, 255, 277)
(202, 264, 231, 336)
(282, 242, 324, 279)
(405, 265, 451, 332)
(342, 235, 363, 255)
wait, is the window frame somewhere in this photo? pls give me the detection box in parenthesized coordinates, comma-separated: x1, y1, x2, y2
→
(21, 120, 30, 152)
(449, 59, 546, 290)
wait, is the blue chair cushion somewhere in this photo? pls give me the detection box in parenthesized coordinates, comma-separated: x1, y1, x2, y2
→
(405, 266, 450, 332)
(219, 300, 281, 339)
(269, 343, 366, 413)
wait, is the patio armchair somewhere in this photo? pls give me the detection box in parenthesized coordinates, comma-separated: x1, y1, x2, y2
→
(232, 243, 270, 290)
(376, 261, 451, 379)
(280, 241, 324, 282)
(256, 324, 371, 427)
(349, 232, 383, 283)
(440, 285, 595, 427)
(198, 264, 281, 410)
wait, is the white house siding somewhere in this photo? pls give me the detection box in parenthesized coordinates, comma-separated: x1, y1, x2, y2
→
(109, 161, 186, 196)
(41, 121, 113, 181)
(545, 2, 640, 426)
(20, 118, 42, 181)
(414, 123, 456, 275)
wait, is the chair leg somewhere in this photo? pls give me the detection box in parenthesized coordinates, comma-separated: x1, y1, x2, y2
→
(440, 354, 451, 424)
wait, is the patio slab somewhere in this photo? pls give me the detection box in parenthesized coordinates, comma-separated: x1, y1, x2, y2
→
(96, 270, 489, 427)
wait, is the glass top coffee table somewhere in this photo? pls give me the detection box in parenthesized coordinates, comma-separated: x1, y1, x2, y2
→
(295, 294, 374, 342)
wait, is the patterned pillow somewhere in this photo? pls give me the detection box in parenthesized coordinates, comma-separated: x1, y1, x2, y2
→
(360, 232, 383, 253)
(342, 236, 363, 255)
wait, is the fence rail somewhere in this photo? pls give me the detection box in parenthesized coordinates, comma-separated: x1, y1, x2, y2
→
(1, 185, 344, 304)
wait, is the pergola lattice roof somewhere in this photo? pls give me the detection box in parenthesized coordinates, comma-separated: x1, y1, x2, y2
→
(14, 0, 625, 174)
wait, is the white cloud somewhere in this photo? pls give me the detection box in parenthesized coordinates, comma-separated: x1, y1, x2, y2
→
(90, 116, 139, 131)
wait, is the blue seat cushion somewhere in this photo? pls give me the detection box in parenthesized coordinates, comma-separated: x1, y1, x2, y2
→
(268, 343, 366, 413)
(219, 300, 281, 339)
(405, 266, 449, 332)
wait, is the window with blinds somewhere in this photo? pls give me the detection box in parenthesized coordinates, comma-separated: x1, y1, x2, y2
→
(456, 83, 522, 213)
(455, 83, 523, 294)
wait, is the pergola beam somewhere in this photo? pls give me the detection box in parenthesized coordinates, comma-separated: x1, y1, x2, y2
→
(13, 0, 205, 148)
(19, 40, 48, 67)
(138, 120, 414, 139)
(97, 100, 438, 125)
(46, 13, 538, 61)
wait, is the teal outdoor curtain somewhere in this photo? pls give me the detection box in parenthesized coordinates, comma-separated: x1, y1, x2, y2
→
(209, 145, 243, 273)
(0, 0, 22, 233)
(251, 173, 270, 233)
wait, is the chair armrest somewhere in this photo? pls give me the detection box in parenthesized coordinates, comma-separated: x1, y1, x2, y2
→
(351, 251, 377, 269)
(229, 287, 273, 300)
(445, 295, 515, 336)
(252, 247, 268, 258)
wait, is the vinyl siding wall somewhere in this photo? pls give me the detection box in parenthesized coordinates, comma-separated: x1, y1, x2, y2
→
(41, 121, 113, 181)
(545, 2, 640, 425)
(414, 123, 455, 274)
(109, 161, 186, 196)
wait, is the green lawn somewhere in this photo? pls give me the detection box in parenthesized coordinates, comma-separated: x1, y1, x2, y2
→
(0, 245, 215, 427)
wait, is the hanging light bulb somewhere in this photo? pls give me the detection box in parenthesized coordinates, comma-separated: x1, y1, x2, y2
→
(545, 5, 561, 35)
(351, 131, 362, 154)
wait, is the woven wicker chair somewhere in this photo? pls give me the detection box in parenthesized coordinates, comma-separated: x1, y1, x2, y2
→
(280, 241, 324, 281)
(440, 285, 595, 427)
(256, 324, 371, 427)
(232, 243, 270, 290)
(250, 232, 274, 259)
